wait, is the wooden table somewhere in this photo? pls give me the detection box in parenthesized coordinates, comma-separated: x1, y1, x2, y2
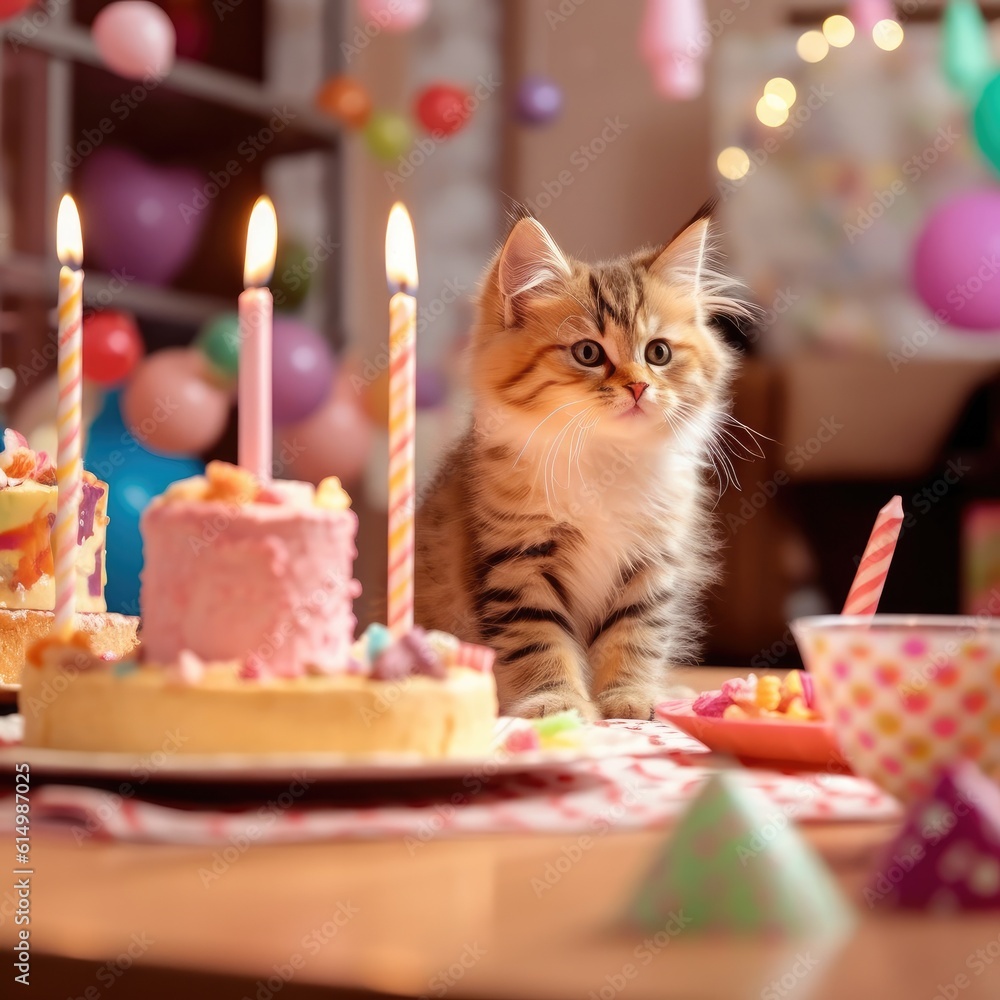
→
(4, 668, 999, 1000)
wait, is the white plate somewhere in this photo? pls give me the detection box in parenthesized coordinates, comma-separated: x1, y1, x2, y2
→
(0, 719, 663, 783)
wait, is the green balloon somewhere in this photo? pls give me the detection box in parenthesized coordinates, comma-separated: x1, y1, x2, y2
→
(271, 241, 312, 311)
(195, 312, 240, 378)
(364, 110, 413, 162)
(943, 0, 994, 101)
(973, 72, 1000, 172)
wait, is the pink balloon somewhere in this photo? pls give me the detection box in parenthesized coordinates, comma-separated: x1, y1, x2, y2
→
(278, 391, 373, 484)
(93, 1, 176, 80)
(357, 0, 429, 33)
(122, 349, 230, 455)
(912, 190, 1000, 332)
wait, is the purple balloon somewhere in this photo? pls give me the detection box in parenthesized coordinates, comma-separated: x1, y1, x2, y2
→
(912, 190, 1000, 332)
(514, 75, 563, 125)
(415, 366, 448, 409)
(272, 317, 336, 426)
(79, 147, 206, 286)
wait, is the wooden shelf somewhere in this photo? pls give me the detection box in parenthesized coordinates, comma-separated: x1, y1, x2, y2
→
(1, 22, 342, 158)
(0, 254, 230, 326)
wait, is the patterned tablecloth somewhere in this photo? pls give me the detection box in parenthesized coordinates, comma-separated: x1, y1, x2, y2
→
(0, 719, 901, 845)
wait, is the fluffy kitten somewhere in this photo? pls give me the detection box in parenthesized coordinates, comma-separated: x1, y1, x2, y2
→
(416, 209, 750, 720)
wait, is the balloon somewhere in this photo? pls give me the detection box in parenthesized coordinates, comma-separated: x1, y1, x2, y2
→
(272, 242, 313, 311)
(416, 367, 448, 409)
(86, 390, 203, 615)
(944, 0, 993, 101)
(639, 0, 706, 100)
(122, 349, 231, 454)
(0, 1, 35, 20)
(912, 190, 1000, 331)
(357, 0, 428, 33)
(272, 317, 336, 425)
(973, 73, 1000, 172)
(414, 83, 472, 136)
(278, 391, 374, 484)
(83, 310, 144, 386)
(79, 147, 206, 286)
(92, 1, 177, 80)
(195, 312, 241, 379)
(364, 111, 413, 161)
(315, 75, 372, 129)
(514, 76, 563, 125)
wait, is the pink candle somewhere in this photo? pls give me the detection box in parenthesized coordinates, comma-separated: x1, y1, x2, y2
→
(54, 195, 84, 638)
(842, 495, 904, 616)
(385, 203, 418, 637)
(239, 196, 277, 482)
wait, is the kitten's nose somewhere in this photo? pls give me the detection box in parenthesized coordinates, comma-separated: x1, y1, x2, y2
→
(627, 382, 648, 401)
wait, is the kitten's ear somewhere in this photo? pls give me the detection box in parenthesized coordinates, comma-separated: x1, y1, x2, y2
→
(497, 217, 572, 325)
(646, 216, 712, 295)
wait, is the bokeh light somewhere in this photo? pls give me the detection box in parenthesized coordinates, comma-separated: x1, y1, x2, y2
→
(796, 30, 829, 63)
(873, 19, 904, 51)
(823, 14, 855, 48)
(717, 146, 751, 181)
(756, 94, 790, 128)
(764, 77, 797, 108)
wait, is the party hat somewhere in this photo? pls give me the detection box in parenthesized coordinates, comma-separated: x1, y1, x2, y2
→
(865, 762, 1000, 911)
(628, 772, 855, 937)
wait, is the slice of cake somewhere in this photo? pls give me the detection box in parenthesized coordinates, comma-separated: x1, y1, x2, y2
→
(20, 462, 498, 758)
(0, 430, 138, 684)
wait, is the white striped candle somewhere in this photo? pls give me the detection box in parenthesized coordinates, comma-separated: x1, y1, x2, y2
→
(55, 195, 84, 638)
(385, 203, 418, 637)
(842, 495, 904, 617)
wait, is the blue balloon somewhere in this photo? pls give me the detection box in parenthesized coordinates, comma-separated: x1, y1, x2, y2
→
(85, 390, 203, 615)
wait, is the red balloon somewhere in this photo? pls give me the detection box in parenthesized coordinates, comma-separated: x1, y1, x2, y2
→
(414, 83, 472, 137)
(83, 310, 145, 386)
(0, 1, 36, 21)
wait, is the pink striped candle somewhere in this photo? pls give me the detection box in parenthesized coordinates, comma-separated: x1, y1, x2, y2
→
(54, 195, 84, 637)
(238, 196, 277, 482)
(842, 495, 904, 616)
(385, 203, 418, 637)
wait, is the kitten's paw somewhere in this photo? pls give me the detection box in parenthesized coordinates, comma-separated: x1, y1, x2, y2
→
(507, 689, 598, 722)
(596, 687, 660, 721)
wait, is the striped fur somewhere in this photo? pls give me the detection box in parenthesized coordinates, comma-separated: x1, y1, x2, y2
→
(416, 212, 751, 720)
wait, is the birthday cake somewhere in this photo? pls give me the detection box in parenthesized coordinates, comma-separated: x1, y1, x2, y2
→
(20, 462, 498, 757)
(0, 430, 138, 684)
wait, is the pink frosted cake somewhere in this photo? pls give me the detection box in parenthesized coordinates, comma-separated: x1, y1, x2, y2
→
(20, 462, 498, 757)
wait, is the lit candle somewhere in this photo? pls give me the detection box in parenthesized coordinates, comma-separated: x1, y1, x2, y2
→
(842, 495, 904, 616)
(239, 196, 278, 481)
(385, 203, 418, 638)
(54, 194, 84, 638)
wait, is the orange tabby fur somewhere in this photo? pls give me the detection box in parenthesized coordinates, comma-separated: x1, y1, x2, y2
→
(416, 210, 751, 720)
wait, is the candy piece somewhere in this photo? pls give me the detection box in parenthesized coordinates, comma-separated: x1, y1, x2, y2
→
(865, 763, 1000, 911)
(371, 643, 414, 681)
(783, 697, 816, 720)
(530, 710, 584, 739)
(362, 623, 393, 660)
(693, 691, 732, 717)
(165, 650, 204, 686)
(504, 727, 541, 753)
(400, 626, 445, 678)
(316, 476, 352, 510)
(628, 772, 856, 937)
(426, 629, 461, 666)
(721, 675, 756, 701)
(800, 672, 816, 709)
(755, 675, 782, 711)
(456, 640, 495, 673)
(204, 460, 260, 503)
(723, 703, 750, 720)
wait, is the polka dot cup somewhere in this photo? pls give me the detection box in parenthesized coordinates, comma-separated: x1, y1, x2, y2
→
(790, 615, 1000, 802)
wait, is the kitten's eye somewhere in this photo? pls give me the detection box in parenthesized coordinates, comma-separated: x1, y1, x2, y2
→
(571, 340, 606, 367)
(645, 339, 672, 366)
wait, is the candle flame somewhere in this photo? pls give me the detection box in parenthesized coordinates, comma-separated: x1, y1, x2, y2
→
(56, 194, 83, 268)
(243, 196, 278, 288)
(385, 202, 418, 293)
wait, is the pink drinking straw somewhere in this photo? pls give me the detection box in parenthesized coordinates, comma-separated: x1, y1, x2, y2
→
(842, 495, 904, 616)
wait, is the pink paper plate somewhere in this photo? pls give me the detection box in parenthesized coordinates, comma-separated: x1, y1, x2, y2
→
(655, 699, 850, 770)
